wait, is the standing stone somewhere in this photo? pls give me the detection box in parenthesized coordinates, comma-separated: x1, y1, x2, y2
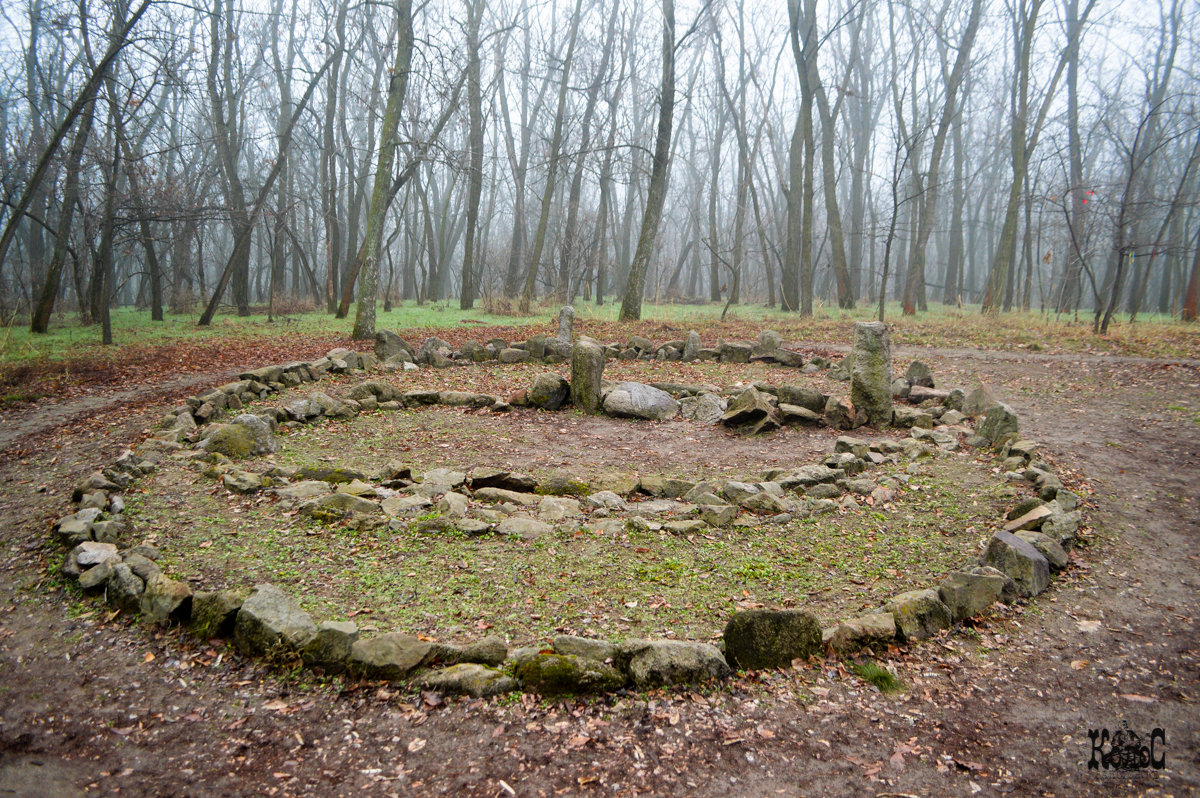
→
(682, 330, 702, 361)
(555, 305, 575, 341)
(850, 321, 893, 427)
(570, 342, 605, 413)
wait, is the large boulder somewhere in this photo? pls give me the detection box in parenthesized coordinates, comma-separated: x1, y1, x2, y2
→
(620, 640, 731, 688)
(528, 373, 570, 411)
(723, 609, 823, 670)
(570, 342, 605, 413)
(603, 382, 679, 421)
(962, 383, 998, 417)
(233, 584, 318, 655)
(886, 589, 953, 641)
(983, 531, 1051, 597)
(682, 330, 702, 361)
(850, 321, 893, 427)
(201, 414, 278, 458)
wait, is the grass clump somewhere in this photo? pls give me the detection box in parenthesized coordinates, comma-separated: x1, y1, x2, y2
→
(850, 660, 903, 694)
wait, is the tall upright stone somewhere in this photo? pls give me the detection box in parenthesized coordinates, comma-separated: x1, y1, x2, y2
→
(682, 330, 702, 361)
(570, 342, 605, 413)
(850, 321, 893, 427)
(556, 305, 575, 342)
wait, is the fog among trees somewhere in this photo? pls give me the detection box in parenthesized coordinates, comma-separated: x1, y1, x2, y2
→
(2, 0, 1198, 341)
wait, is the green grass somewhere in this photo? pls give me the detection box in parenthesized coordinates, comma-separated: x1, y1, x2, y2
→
(131, 401, 1012, 647)
(850, 660, 904, 693)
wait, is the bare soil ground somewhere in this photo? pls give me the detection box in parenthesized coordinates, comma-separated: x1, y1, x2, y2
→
(1, 339, 1197, 797)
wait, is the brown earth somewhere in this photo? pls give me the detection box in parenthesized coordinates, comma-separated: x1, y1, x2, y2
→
(1, 337, 1197, 797)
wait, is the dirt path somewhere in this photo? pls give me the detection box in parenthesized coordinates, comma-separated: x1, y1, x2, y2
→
(1, 346, 1197, 797)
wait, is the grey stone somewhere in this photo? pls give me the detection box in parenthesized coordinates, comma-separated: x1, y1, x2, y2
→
(570, 342, 605, 413)
(528, 373, 570, 411)
(472, 487, 540, 507)
(720, 388, 781, 433)
(421, 664, 517, 697)
(497, 516, 554, 540)
(978, 403, 1020, 445)
(603, 382, 680, 421)
(381, 494, 434, 516)
(292, 465, 367, 484)
(778, 464, 842, 489)
(78, 560, 114, 591)
(349, 633, 432, 680)
(301, 492, 381, 520)
(905, 360, 934, 388)
(679, 393, 727, 424)
(850, 321, 893, 427)
(374, 330, 413, 362)
(223, 469, 266, 494)
(140, 574, 193, 623)
(1041, 509, 1081, 549)
(723, 609, 823, 670)
(105, 563, 145, 614)
(428, 635, 508, 667)
(779, 403, 823, 426)
(886, 589, 954, 641)
(777, 384, 827, 413)
(234, 584, 318, 655)
(893, 407, 935, 428)
(699, 504, 738, 527)
(436, 491, 470, 518)
(620, 640, 731, 688)
(468, 469, 539, 493)
(584, 490, 626, 510)
(962, 383, 998, 417)
(303, 620, 359, 672)
(824, 396, 866, 430)
(515, 652, 626, 695)
(201, 414, 278, 458)
(555, 305, 575, 341)
(718, 341, 753, 363)
(498, 348, 531, 364)
(823, 613, 897, 654)
(938, 570, 1009, 621)
(740, 492, 790, 515)
(73, 541, 120, 567)
(1015, 530, 1070, 571)
(271, 480, 328, 499)
(190, 590, 245, 639)
(983, 531, 1051, 596)
(682, 330, 702, 361)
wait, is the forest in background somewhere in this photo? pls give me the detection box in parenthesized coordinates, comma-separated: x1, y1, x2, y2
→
(1, 0, 1199, 344)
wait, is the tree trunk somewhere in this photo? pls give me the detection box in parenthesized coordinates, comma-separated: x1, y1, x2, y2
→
(350, 0, 415, 340)
(618, 0, 675, 321)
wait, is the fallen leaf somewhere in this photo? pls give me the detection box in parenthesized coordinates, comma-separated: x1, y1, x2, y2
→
(407, 738, 427, 752)
(1070, 660, 1088, 670)
(1119, 693, 1156, 704)
(1076, 619, 1102, 633)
